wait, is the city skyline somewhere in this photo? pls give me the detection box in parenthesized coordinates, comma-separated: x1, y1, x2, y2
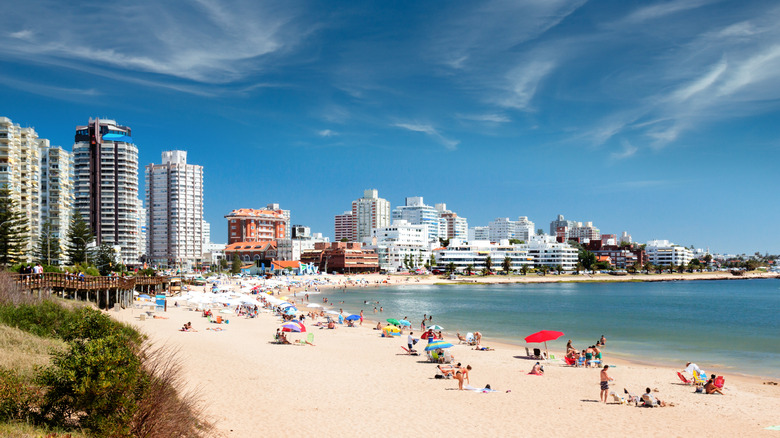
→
(1, 1, 778, 254)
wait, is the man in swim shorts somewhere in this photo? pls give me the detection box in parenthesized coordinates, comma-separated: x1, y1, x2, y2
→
(600, 365, 613, 403)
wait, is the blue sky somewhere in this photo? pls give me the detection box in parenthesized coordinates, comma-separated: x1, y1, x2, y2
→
(1, 0, 778, 254)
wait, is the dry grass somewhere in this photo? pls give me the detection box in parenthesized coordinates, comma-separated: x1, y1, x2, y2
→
(131, 343, 214, 438)
(0, 324, 66, 376)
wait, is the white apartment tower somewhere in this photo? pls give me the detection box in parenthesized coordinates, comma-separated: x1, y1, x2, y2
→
(392, 197, 441, 242)
(352, 189, 391, 242)
(73, 118, 140, 265)
(334, 211, 354, 241)
(435, 203, 468, 240)
(0, 117, 42, 254)
(40, 140, 74, 263)
(145, 150, 204, 269)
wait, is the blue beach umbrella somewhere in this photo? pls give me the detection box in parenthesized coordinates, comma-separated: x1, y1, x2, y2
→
(398, 320, 411, 326)
(425, 340, 454, 351)
(345, 314, 360, 321)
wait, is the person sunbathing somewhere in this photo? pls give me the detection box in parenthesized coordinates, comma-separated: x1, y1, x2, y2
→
(457, 332, 467, 343)
(642, 388, 668, 406)
(473, 344, 494, 351)
(437, 364, 458, 378)
(705, 377, 724, 395)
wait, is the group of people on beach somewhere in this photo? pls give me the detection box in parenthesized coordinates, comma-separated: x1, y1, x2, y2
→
(566, 336, 605, 367)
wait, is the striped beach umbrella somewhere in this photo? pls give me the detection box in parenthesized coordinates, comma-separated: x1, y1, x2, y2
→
(424, 340, 454, 351)
(282, 321, 306, 332)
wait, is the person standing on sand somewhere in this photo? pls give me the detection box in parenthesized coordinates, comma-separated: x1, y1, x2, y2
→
(359, 310, 364, 326)
(600, 365, 613, 403)
(455, 365, 472, 390)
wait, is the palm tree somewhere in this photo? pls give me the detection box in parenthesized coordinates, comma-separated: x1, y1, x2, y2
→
(447, 262, 456, 274)
(521, 264, 529, 276)
(644, 262, 653, 274)
(556, 264, 563, 275)
(538, 265, 549, 276)
(502, 256, 512, 275)
(484, 255, 492, 274)
(465, 264, 473, 276)
(575, 262, 582, 275)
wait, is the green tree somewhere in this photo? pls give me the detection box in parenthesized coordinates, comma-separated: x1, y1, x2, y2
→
(0, 186, 30, 266)
(556, 264, 563, 275)
(231, 255, 242, 274)
(630, 261, 641, 274)
(35, 221, 62, 266)
(575, 262, 582, 274)
(579, 250, 596, 271)
(502, 256, 512, 275)
(677, 262, 686, 273)
(521, 264, 529, 276)
(643, 262, 653, 274)
(438, 238, 450, 248)
(447, 262, 456, 274)
(94, 243, 118, 276)
(219, 257, 229, 271)
(429, 254, 437, 270)
(66, 210, 94, 266)
(339, 237, 348, 242)
(538, 265, 549, 276)
(536, 229, 544, 236)
(508, 239, 524, 245)
(484, 255, 492, 274)
(465, 264, 473, 276)
(703, 254, 713, 266)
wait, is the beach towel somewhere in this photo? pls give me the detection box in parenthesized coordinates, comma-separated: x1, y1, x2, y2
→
(463, 385, 497, 393)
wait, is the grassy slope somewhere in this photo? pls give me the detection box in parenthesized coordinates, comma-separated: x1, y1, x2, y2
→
(0, 323, 66, 376)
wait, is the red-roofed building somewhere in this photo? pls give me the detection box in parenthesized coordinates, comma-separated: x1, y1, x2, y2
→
(225, 204, 290, 244)
(224, 240, 278, 265)
(301, 242, 379, 274)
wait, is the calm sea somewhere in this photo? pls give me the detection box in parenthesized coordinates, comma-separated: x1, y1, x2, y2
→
(317, 278, 780, 379)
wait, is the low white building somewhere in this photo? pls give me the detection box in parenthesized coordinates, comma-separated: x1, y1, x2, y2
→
(645, 240, 693, 266)
(367, 220, 431, 272)
(433, 239, 533, 273)
(468, 226, 489, 241)
(523, 235, 578, 270)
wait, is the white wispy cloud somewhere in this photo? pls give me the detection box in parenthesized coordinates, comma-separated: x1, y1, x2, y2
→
(457, 113, 511, 123)
(620, 0, 712, 25)
(610, 140, 639, 160)
(318, 129, 337, 137)
(498, 61, 556, 110)
(393, 122, 460, 150)
(0, 74, 100, 100)
(0, 0, 313, 88)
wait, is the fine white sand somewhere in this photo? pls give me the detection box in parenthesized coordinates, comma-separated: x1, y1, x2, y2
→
(112, 280, 780, 437)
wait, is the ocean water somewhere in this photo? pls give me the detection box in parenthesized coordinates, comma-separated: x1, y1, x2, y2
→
(315, 279, 780, 379)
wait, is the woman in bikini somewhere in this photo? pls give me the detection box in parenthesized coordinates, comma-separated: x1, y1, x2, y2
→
(455, 364, 472, 390)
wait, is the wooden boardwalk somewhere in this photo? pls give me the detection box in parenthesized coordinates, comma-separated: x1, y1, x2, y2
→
(10, 273, 171, 310)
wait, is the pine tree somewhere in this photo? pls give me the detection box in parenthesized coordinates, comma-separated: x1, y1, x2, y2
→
(0, 186, 30, 266)
(231, 254, 242, 274)
(35, 221, 61, 265)
(66, 210, 95, 265)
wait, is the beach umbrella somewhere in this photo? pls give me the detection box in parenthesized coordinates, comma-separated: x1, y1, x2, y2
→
(345, 314, 360, 321)
(424, 340, 454, 351)
(285, 307, 298, 315)
(386, 318, 400, 326)
(427, 325, 444, 331)
(383, 326, 400, 336)
(282, 321, 306, 332)
(524, 330, 565, 360)
(398, 320, 411, 327)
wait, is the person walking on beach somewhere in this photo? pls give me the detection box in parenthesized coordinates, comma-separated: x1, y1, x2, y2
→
(359, 310, 364, 326)
(600, 365, 613, 403)
(408, 332, 416, 352)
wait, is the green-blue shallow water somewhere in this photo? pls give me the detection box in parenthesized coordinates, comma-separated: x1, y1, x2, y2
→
(315, 278, 780, 379)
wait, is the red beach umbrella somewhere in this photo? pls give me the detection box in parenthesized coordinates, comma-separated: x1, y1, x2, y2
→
(524, 330, 565, 360)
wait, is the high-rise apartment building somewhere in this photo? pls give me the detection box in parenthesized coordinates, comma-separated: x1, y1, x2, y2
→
(392, 197, 441, 242)
(40, 140, 74, 263)
(352, 189, 390, 242)
(549, 214, 577, 237)
(145, 151, 204, 269)
(434, 203, 468, 241)
(225, 204, 290, 244)
(73, 118, 140, 264)
(0, 117, 42, 254)
(334, 211, 354, 241)
(515, 216, 535, 241)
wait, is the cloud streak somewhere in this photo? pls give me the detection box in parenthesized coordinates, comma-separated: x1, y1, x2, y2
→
(393, 122, 460, 150)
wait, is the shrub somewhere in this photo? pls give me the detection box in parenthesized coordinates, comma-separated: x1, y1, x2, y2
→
(0, 367, 43, 422)
(37, 334, 143, 436)
(0, 300, 74, 339)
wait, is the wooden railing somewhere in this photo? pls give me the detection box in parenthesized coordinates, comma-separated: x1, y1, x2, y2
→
(10, 273, 170, 292)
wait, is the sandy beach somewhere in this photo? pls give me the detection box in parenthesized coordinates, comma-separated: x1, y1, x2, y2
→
(111, 275, 780, 438)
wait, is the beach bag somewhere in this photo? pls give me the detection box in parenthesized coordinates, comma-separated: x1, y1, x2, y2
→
(435, 373, 444, 379)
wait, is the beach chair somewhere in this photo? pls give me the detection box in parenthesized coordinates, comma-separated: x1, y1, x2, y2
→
(677, 372, 693, 385)
(441, 350, 454, 364)
(577, 356, 586, 367)
(640, 394, 659, 407)
(532, 348, 547, 360)
(692, 370, 708, 386)
(564, 356, 577, 366)
(525, 347, 535, 358)
(465, 333, 476, 345)
(401, 346, 419, 356)
(714, 376, 725, 389)
(610, 391, 627, 405)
